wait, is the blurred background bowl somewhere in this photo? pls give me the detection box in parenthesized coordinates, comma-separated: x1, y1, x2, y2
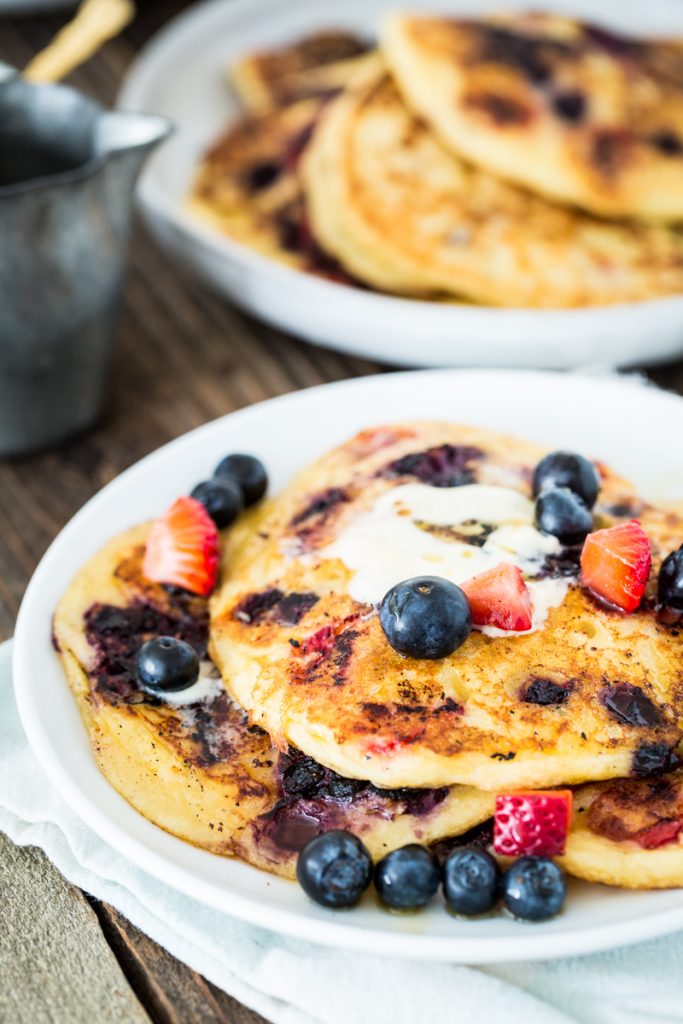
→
(119, 0, 683, 370)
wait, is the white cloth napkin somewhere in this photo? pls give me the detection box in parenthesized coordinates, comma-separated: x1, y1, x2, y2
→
(2, 637, 682, 1024)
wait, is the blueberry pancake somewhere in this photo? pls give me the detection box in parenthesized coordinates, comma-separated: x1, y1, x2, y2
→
(210, 422, 683, 791)
(231, 29, 372, 111)
(52, 523, 494, 879)
(559, 771, 683, 888)
(382, 13, 683, 222)
(188, 96, 335, 277)
(302, 58, 683, 307)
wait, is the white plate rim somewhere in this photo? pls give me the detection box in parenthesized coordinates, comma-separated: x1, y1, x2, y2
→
(13, 368, 683, 963)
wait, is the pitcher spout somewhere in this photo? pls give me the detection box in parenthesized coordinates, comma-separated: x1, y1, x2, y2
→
(96, 109, 173, 171)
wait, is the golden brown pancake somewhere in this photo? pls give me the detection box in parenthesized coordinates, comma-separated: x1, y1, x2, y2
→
(231, 29, 372, 111)
(302, 56, 683, 306)
(382, 12, 683, 222)
(559, 771, 683, 888)
(53, 523, 494, 879)
(210, 422, 683, 791)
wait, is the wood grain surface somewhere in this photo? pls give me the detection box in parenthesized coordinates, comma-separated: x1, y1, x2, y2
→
(1, 3, 682, 1022)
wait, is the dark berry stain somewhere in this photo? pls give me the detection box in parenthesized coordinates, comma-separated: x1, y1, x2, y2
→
(601, 683, 662, 727)
(464, 92, 533, 126)
(85, 599, 209, 704)
(232, 588, 319, 627)
(650, 130, 683, 156)
(381, 444, 483, 488)
(331, 629, 359, 686)
(476, 24, 569, 83)
(552, 90, 586, 122)
(591, 128, 633, 176)
(431, 819, 494, 865)
(632, 742, 680, 777)
(522, 678, 572, 706)
(290, 486, 350, 526)
(243, 160, 281, 192)
(583, 23, 638, 58)
(254, 748, 449, 855)
(532, 546, 581, 580)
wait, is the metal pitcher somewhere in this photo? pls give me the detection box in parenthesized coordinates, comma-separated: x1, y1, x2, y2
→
(0, 64, 171, 456)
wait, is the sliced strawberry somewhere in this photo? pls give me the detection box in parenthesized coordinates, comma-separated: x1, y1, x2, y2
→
(494, 790, 573, 857)
(143, 496, 219, 597)
(460, 562, 533, 631)
(634, 819, 681, 850)
(580, 519, 651, 613)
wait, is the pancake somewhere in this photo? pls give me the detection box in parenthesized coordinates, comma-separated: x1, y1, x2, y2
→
(231, 29, 372, 111)
(188, 95, 332, 275)
(559, 771, 683, 888)
(301, 57, 683, 307)
(382, 13, 683, 223)
(52, 523, 494, 879)
(210, 421, 683, 792)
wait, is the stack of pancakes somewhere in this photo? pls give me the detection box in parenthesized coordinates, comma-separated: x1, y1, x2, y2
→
(189, 14, 683, 307)
(54, 422, 683, 889)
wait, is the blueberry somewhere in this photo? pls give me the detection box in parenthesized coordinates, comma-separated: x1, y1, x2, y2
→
(374, 844, 441, 910)
(191, 478, 243, 528)
(658, 548, 683, 611)
(535, 487, 592, 545)
(135, 636, 199, 694)
(532, 451, 599, 508)
(296, 830, 372, 908)
(214, 453, 268, 506)
(501, 857, 566, 921)
(443, 844, 501, 916)
(379, 576, 471, 659)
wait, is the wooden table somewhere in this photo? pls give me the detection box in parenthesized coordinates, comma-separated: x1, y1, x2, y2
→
(1, 5, 682, 1022)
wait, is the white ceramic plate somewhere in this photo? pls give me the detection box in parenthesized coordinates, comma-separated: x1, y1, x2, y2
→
(13, 369, 683, 962)
(118, 0, 683, 370)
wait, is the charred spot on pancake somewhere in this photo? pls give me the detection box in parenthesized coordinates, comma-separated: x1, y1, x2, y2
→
(522, 677, 572, 706)
(85, 599, 209, 704)
(552, 89, 586, 123)
(474, 24, 569, 84)
(490, 751, 516, 761)
(380, 444, 484, 487)
(601, 683, 662, 727)
(331, 629, 359, 686)
(650, 130, 683, 156)
(433, 696, 463, 716)
(591, 128, 633, 176)
(464, 91, 534, 126)
(632, 741, 680, 776)
(586, 776, 681, 843)
(232, 588, 319, 626)
(290, 486, 350, 526)
(361, 702, 392, 720)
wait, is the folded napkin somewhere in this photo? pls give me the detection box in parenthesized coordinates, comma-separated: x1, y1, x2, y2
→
(2, 637, 682, 1024)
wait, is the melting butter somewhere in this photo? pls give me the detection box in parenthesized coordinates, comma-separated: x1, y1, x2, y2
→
(321, 483, 573, 635)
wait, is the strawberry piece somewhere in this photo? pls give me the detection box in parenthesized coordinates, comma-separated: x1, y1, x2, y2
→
(143, 496, 219, 597)
(580, 519, 651, 613)
(634, 819, 681, 850)
(461, 562, 533, 631)
(494, 790, 573, 857)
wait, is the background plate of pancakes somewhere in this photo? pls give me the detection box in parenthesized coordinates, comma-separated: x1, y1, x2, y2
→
(119, 0, 683, 369)
(13, 369, 683, 962)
